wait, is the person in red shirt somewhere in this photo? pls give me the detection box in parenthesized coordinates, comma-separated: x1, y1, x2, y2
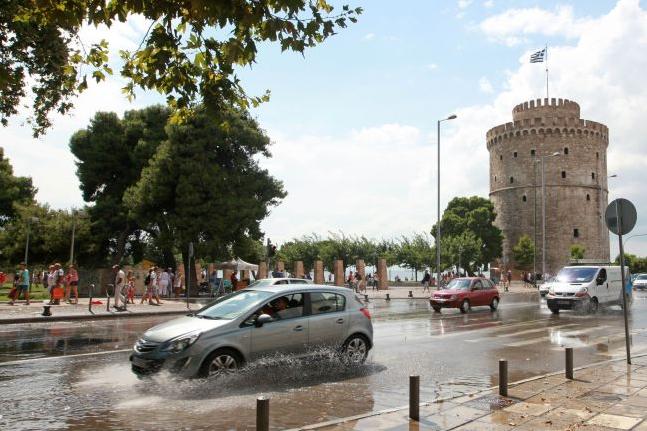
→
(65, 264, 79, 304)
(230, 271, 238, 291)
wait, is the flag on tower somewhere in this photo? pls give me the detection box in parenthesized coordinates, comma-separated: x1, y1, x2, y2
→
(530, 48, 546, 63)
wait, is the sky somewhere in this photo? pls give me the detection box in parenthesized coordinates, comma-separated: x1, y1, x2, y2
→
(3, 0, 647, 257)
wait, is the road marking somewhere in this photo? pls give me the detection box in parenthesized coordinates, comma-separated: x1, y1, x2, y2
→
(0, 348, 132, 366)
(503, 325, 612, 347)
(496, 323, 580, 338)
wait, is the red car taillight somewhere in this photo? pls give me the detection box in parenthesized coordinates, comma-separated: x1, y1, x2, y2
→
(360, 307, 371, 320)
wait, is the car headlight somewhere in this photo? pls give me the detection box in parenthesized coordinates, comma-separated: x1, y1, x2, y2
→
(162, 333, 200, 353)
(449, 295, 457, 300)
(548, 286, 555, 295)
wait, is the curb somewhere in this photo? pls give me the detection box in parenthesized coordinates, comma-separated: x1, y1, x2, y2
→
(362, 291, 540, 301)
(286, 352, 646, 431)
(0, 309, 191, 325)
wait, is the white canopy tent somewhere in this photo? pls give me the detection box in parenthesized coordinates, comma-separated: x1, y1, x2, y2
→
(213, 258, 259, 272)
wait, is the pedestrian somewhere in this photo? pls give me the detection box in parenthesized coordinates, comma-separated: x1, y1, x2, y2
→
(112, 264, 126, 310)
(141, 268, 153, 304)
(126, 270, 136, 304)
(328, 273, 332, 283)
(372, 273, 379, 290)
(9, 262, 30, 305)
(150, 267, 162, 305)
(51, 263, 65, 304)
(65, 264, 79, 304)
(506, 269, 512, 292)
(421, 270, 431, 293)
(159, 267, 170, 297)
(230, 271, 238, 291)
(167, 268, 175, 298)
(174, 272, 183, 298)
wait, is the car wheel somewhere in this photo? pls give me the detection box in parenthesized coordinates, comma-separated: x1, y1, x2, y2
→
(490, 297, 499, 311)
(589, 297, 599, 313)
(432, 305, 441, 313)
(199, 348, 242, 378)
(341, 334, 370, 364)
(549, 307, 559, 314)
(459, 299, 470, 314)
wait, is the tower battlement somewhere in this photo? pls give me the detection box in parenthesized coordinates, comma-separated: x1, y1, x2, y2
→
(512, 98, 580, 121)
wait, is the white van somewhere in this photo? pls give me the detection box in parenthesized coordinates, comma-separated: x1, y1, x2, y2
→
(545, 265, 632, 313)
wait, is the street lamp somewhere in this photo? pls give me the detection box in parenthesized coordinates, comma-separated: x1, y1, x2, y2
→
(69, 209, 78, 265)
(534, 152, 560, 278)
(436, 114, 457, 288)
(24, 216, 39, 266)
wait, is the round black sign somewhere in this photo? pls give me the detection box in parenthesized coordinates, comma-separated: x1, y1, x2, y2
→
(605, 198, 637, 236)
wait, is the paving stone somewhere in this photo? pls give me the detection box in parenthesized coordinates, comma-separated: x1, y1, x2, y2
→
(632, 420, 647, 430)
(418, 401, 459, 416)
(549, 406, 597, 421)
(452, 421, 513, 431)
(475, 410, 534, 428)
(511, 416, 574, 431)
(595, 385, 641, 396)
(623, 395, 647, 408)
(463, 394, 518, 412)
(586, 413, 642, 430)
(503, 401, 552, 416)
(604, 401, 647, 418)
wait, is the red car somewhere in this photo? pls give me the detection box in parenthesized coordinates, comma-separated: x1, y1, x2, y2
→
(429, 277, 500, 313)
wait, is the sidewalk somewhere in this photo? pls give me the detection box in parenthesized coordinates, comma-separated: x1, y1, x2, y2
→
(0, 298, 199, 324)
(294, 355, 647, 431)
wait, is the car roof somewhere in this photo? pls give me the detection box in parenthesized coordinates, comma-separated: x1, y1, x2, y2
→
(247, 284, 351, 295)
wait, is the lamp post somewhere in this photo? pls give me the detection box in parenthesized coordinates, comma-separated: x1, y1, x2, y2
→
(69, 209, 78, 265)
(436, 114, 457, 289)
(24, 216, 40, 266)
(539, 152, 560, 277)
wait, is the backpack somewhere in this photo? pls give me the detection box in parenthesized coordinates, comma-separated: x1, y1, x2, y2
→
(144, 274, 151, 286)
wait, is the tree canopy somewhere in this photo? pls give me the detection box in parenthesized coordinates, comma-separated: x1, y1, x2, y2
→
(0, 147, 35, 227)
(512, 234, 535, 270)
(570, 244, 585, 260)
(2, 1, 361, 136)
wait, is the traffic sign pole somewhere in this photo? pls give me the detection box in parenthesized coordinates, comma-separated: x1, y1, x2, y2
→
(615, 201, 631, 364)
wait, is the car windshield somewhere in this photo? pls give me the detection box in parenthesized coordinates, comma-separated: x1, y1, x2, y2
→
(247, 279, 277, 288)
(196, 290, 274, 320)
(445, 279, 471, 290)
(637, 274, 647, 280)
(555, 267, 598, 283)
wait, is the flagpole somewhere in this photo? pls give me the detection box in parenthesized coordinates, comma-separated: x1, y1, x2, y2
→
(545, 44, 549, 100)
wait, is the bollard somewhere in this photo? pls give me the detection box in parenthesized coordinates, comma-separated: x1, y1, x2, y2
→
(499, 359, 508, 396)
(42, 305, 52, 317)
(386, 293, 390, 301)
(106, 291, 110, 312)
(88, 284, 94, 313)
(409, 375, 420, 421)
(565, 347, 574, 380)
(364, 294, 369, 302)
(408, 290, 413, 298)
(256, 397, 270, 431)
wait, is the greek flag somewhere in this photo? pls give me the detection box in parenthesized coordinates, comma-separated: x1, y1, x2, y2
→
(530, 48, 546, 63)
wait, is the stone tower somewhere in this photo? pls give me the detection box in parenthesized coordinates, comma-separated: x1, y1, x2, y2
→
(486, 98, 610, 275)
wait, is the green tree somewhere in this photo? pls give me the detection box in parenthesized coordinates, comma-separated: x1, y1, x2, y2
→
(69, 105, 171, 266)
(2, 1, 361, 136)
(432, 196, 503, 268)
(125, 107, 285, 293)
(397, 233, 432, 281)
(438, 231, 484, 275)
(614, 253, 647, 274)
(512, 234, 535, 270)
(570, 244, 586, 260)
(0, 147, 36, 226)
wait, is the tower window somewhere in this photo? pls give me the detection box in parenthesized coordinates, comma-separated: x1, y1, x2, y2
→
(530, 149, 536, 156)
(510, 177, 514, 184)
(522, 195, 527, 202)
(596, 152, 599, 159)
(500, 155, 503, 161)
(591, 172, 595, 180)
(586, 194, 591, 201)
(564, 147, 569, 155)
(494, 175, 497, 182)
(561, 171, 566, 178)
(573, 228, 579, 238)
(513, 151, 518, 158)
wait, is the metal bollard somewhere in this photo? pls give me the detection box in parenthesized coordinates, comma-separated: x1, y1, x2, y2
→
(42, 305, 52, 317)
(106, 290, 110, 312)
(565, 347, 574, 380)
(364, 294, 369, 302)
(256, 397, 270, 431)
(409, 375, 420, 421)
(408, 290, 413, 298)
(88, 284, 94, 313)
(386, 293, 390, 301)
(499, 359, 508, 396)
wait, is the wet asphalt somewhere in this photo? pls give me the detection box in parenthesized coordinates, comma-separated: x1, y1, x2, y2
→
(1, 293, 647, 430)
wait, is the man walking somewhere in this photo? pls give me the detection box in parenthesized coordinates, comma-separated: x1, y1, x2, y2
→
(112, 264, 126, 310)
(421, 270, 431, 293)
(9, 262, 30, 305)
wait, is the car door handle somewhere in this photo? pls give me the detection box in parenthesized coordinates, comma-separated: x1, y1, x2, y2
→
(336, 318, 344, 324)
(293, 325, 304, 332)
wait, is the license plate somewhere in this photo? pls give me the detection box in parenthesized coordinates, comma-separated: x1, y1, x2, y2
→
(131, 356, 149, 368)
(558, 300, 571, 306)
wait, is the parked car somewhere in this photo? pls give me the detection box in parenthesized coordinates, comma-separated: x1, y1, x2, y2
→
(633, 274, 647, 291)
(538, 277, 555, 297)
(247, 278, 313, 287)
(546, 265, 632, 313)
(429, 277, 500, 313)
(130, 284, 372, 378)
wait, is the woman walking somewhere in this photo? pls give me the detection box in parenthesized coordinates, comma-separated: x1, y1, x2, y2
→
(65, 264, 79, 304)
(126, 270, 136, 304)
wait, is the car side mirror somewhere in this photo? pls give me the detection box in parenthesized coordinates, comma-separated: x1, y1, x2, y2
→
(255, 313, 273, 328)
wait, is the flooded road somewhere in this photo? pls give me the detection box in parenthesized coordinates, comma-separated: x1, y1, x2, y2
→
(2, 294, 647, 430)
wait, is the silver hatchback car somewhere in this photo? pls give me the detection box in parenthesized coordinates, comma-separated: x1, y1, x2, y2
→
(130, 284, 373, 377)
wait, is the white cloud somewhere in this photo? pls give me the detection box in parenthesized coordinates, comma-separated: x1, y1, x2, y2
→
(479, 5, 592, 46)
(426, 63, 439, 71)
(458, 0, 473, 9)
(363, 33, 375, 41)
(483, 0, 494, 8)
(479, 76, 494, 93)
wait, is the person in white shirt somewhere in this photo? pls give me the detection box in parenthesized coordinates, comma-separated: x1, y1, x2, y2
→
(112, 264, 126, 309)
(159, 268, 170, 297)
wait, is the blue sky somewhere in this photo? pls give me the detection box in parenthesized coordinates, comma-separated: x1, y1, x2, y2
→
(4, 0, 647, 258)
